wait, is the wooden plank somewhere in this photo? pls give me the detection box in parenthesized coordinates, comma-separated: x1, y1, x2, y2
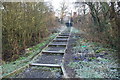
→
(53, 39, 68, 41)
(59, 34, 70, 36)
(60, 28, 71, 78)
(48, 44, 67, 46)
(57, 36, 69, 38)
(61, 65, 69, 78)
(53, 40, 68, 42)
(54, 38, 68, 40)
(42, 50, 65, 54)
(60, 32, 70, 34)
(30, 63, 61, 67)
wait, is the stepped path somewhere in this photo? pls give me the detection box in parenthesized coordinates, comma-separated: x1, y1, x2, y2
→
(8, 27, 71, 78)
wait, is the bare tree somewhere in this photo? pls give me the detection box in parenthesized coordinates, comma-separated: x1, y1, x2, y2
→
(57, 1, 68, 24)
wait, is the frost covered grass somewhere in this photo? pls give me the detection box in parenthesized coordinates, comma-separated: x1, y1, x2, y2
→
(71, 27, 85, 34)
(68, 59, 119, 78)
(1, 33, 58, 78)
(71, 27, 80, 34)
(68, 33, 119, 78)
(73, 37, 117, 55)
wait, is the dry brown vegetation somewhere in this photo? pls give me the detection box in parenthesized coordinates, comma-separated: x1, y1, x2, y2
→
(74, 2, 120, 51)
(2, 2, 59, 61)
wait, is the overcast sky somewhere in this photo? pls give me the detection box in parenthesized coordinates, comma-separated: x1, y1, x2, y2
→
(45, 0, 76, 9)
(44, 0, 77, 16)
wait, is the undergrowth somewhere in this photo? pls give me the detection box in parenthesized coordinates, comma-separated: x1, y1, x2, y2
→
(68, 28, 119, 78)
(1, 33, 58, 78)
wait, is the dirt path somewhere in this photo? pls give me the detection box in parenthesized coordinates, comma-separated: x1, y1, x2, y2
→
(4, 27, 119, 78)
(63, 32, 80, 77)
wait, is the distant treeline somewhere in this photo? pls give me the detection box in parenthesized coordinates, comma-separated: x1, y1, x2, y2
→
(2, 2, 57, 61)
(74, 2, 120, 50)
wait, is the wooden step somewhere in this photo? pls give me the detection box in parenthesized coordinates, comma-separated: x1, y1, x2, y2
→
(53, 39, 68, 41)
(53, 40, 68, 42)
(57, 36, 69, 38)
(61, 32, 70, 34)
(48, 44, 67, 46)
(42, 50, 65, 54)
(30, 63, 61, 67)
(59, 34, 70, 36)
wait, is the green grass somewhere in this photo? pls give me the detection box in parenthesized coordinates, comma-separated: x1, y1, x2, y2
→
(1, 33, 58, 78)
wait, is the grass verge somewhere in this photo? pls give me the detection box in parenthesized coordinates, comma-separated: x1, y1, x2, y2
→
(1, 33, 58, 78)
(68, 37, 119, 78)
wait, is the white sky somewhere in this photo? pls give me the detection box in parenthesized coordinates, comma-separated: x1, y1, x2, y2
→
(44, 0, 77, 16)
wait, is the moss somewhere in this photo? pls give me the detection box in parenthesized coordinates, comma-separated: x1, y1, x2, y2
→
(89, 57, 97, 60)
(28, 48, 33, 50)
(95, 48, 107, 53)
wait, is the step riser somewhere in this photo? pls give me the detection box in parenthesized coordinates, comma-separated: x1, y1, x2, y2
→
(59, 35, 70, 36)
(48, 45, 67, 47)
(42, 52, 64, 54)
(56, 37, 69, 38)
(30, 63, 61, 68)
(53, 40, 68, 42)
(57, 36, 69, 37)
